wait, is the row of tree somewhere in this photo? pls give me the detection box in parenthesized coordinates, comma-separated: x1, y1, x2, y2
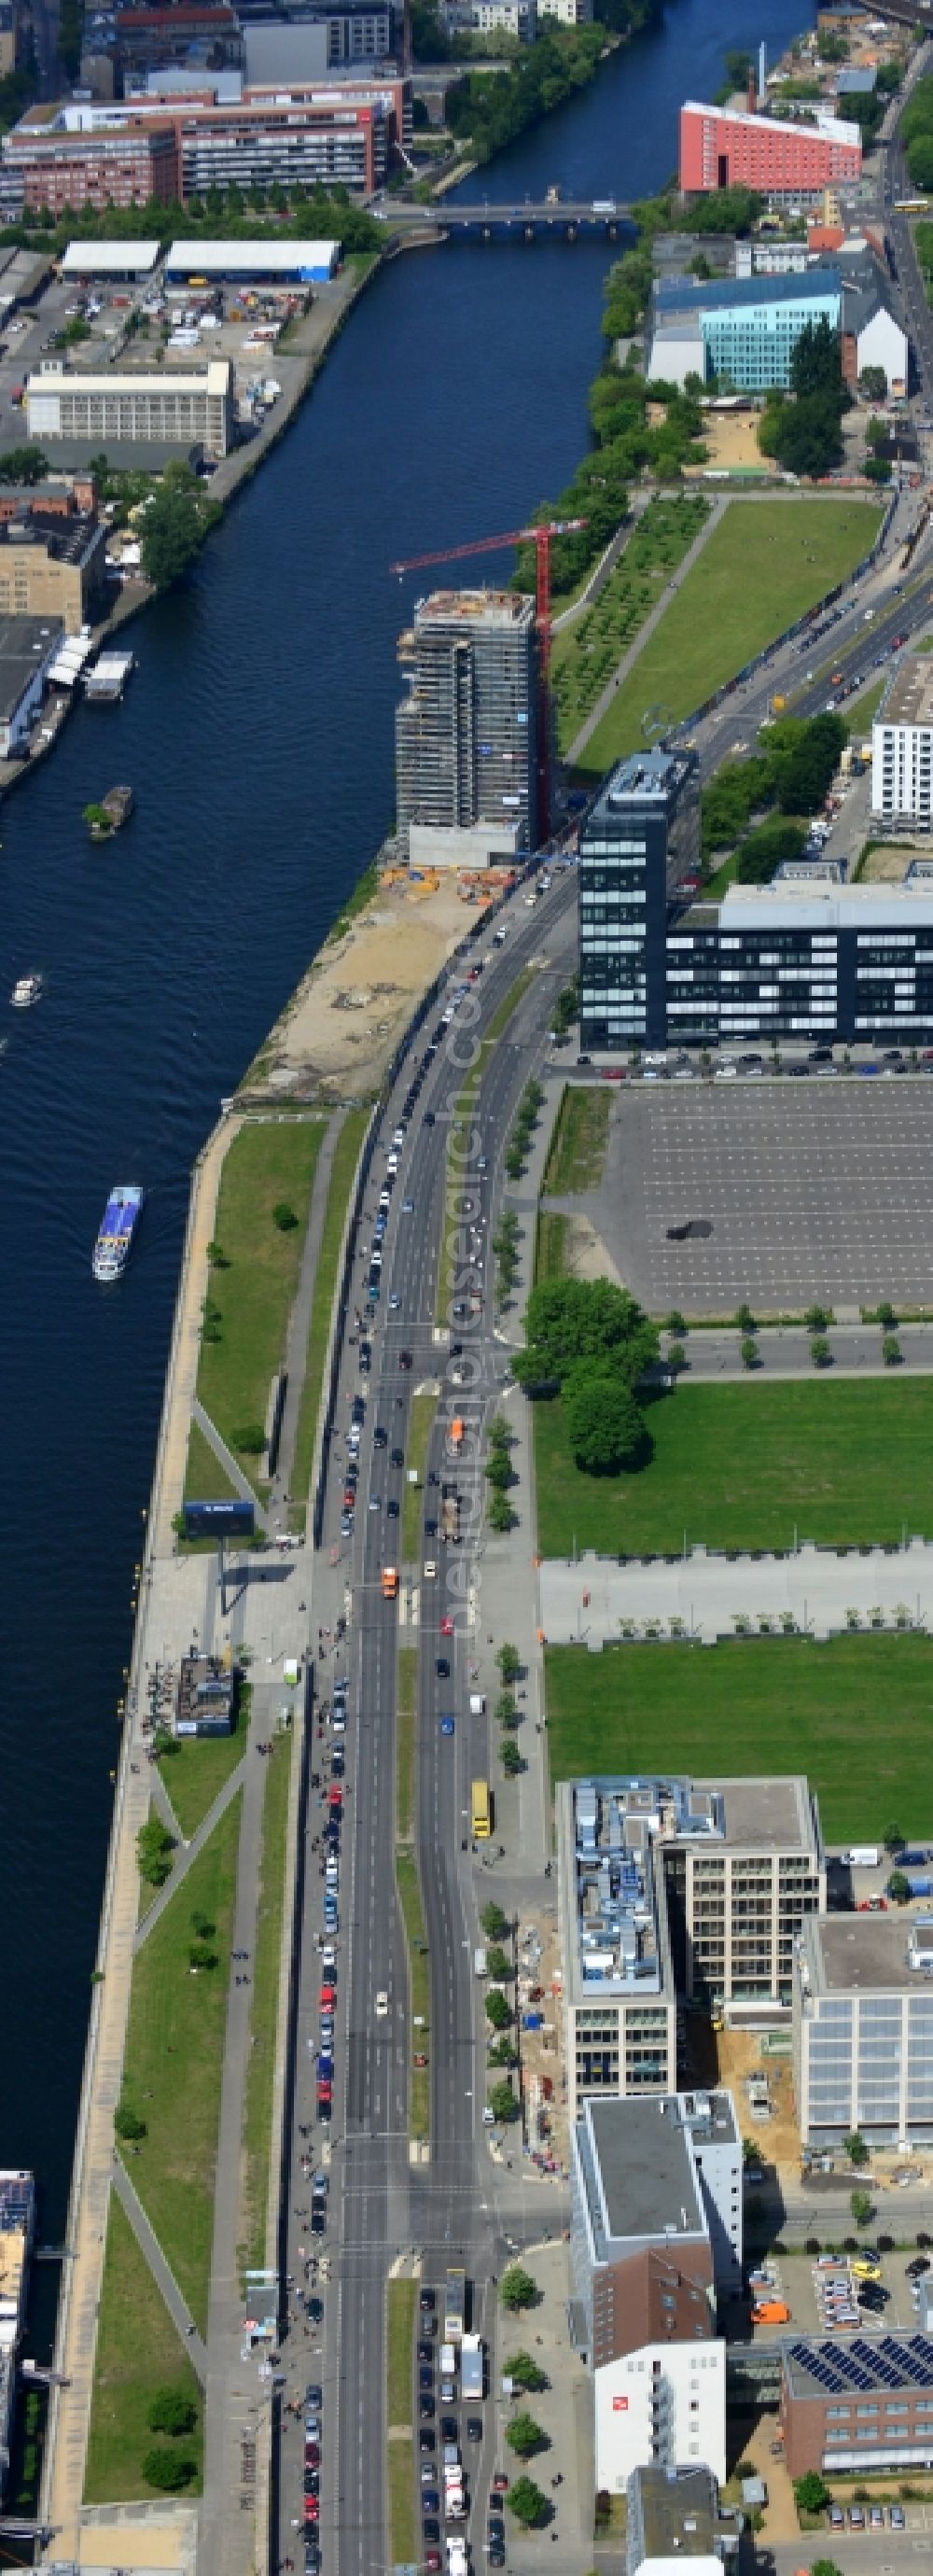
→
(7, 186, 379, 256)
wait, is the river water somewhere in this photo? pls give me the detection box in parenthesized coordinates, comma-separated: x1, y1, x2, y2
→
(0, 0, 808, 2346)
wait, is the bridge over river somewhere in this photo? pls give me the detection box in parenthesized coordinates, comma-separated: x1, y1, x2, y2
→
(386, 197, 634, 241)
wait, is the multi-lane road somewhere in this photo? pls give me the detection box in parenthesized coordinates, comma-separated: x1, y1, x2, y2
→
(275, 875, 578, 2576)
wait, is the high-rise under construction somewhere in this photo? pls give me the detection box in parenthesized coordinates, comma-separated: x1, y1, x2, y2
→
(395, 587, 538, 866)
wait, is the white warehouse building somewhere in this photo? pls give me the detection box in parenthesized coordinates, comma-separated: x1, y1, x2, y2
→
(872, 657, 933, 825)
(25, 360, 235, 457)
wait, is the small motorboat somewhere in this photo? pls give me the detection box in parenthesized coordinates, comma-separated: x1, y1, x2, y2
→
(11, 974, 42, 1007)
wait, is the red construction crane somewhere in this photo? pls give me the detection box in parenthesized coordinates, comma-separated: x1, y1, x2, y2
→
(390, 517, 587, 842)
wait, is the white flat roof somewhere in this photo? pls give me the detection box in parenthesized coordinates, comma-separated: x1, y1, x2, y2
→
(683, 96, 860, 147)
(61, 240, 160, 274)
(165, 238, 339, 275)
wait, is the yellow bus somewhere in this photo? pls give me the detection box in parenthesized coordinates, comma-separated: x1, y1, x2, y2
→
(471, 1779, 492, 1840)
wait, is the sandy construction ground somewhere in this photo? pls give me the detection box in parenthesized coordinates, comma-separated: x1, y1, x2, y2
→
(244, 869, 483, 1101)
(693, 410, 777, 475)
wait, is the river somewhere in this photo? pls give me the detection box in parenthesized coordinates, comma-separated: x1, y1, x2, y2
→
(0, 0, 810, 2385)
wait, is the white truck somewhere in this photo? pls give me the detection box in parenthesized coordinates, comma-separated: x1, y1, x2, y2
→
(842, 1846, 881, 1869)
(460, 2333, 483, 2401)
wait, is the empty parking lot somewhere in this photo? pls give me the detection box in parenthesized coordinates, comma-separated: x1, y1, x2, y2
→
(591, 1084, 933, 1313)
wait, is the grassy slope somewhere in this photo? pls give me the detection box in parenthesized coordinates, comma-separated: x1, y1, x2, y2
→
(183, 1418, 238, 1503)
(120, 1797, 242, 2332)
(542, 1085, 610, 1195)
(544, 1634, 933, 1841)
(291, 1106, 370, 1520)
(534, 1378, 933, 1560)
(577, 498, 882, 777)
(197, 1121, 324, 1472)
(85, 2195, 204, 2503)
(240, 1733, 291, 2274)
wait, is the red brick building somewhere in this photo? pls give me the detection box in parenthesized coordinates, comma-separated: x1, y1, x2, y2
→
(679, 100, 862, 203)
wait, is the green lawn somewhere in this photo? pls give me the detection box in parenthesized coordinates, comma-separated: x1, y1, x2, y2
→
(544, 1634, 933, 1841)
(120, 1797, 242, 2332)
(576, 498, 883, 778)
(542, 1085, 610, 1195)
(197, 1120, 325, 1477)
(534, 1378, 933, 1560)
(240, 1733, 291, 2275)
(396, 1849, 430, 2139)
(85, 2195, 203, 2503)
(290, 1106, 369, 1526)
(159, 1681, 247, 1841)
(397, 1647, 418, 1841)
(402, 1393, 437, 1560)
(535, 1211, 570, 1286)
(183, 1418, 238, 1504)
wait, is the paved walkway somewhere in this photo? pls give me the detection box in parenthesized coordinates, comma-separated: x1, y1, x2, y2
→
(192, 1398, 270, 1532)
(133, 1757, 247, 1955)
(111, 2158, 208, 2383)
(539, 1537, 933, 1648)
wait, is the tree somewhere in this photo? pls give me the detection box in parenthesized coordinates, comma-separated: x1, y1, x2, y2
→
(191, 1910, 216, 1938)
(115, 2103, 146, 2141)
(495, 1692, 519, 1730)
(487, 2035, 519, 2066)
(487, 1490, 514, 1533)
(500, 2265, 537, 2314)
(0, 444, 48, 485)
(811, 1335, 831, 1369)
(740, 1336, 759, 1370)
(496, 1642, 521, 1683)
(485, 1450, 513, 1491)
(507, 2476, 548, 2528)
(501, 1739, 522, 1777)
(206, 1240, 228, 1268)
(804, 1304, 831, 1332)
(884, 1822, 906, 1851)
(562, 1365, 648, 1475)
(504, 2351, 547, 2393)
(851, 2188, 872, 2228)
(232, 1421, 266, 1453)
(794, 2470, 830, 2515)
(512, 1276, 657, 1393)
(147, 2389, 198, 2437)
(143, 2446, 198, 2492)
(481, 1902, 509, 1939)
(272, 1200, 298, 1230)
(845, 2131, 869, 2167)
(810, 2562, 844, 2576)
(735, 1302, 756, 1331)
(188, 1942, 218, 1972)
(666, 1340, 687, 1374)
(506, 2412, 546, 2458)
(486, 1945, 512, 1981)
(136, 1817, 174, 1886)
(140, 464, 219, 592)
(883, 1333, 902, 1365)
(484, 1989, 511, 2030)
(664, 1309, 687, 1336)
(887, 1869, 911, 1905)
(488, 2080, 520, 2122)
(790, 315, 850, 405)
